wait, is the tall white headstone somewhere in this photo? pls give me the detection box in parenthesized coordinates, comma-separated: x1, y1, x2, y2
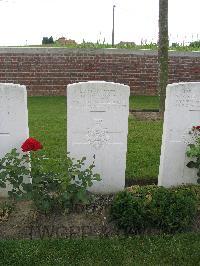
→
(0, 83, 29, 197)
(158, 82, 200, 187)
(67, 81, 130, 193)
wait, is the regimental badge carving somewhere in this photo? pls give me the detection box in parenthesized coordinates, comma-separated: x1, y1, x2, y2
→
(87, 119, 110, 150)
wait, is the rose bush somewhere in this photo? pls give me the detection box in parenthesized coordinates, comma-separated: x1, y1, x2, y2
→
(0, 138, 101, 213)
(186, 125, 200, 184)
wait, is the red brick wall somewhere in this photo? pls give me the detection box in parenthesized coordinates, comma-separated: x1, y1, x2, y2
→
(0, 48, 199, 96)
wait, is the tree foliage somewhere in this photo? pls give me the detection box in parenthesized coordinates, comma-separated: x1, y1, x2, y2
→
(42, 36, 54, 45)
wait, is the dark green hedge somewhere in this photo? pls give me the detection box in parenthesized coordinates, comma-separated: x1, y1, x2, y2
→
(110, 185, 200, 233)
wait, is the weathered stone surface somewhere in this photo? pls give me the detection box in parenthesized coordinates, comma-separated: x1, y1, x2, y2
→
(0, 83, 29, 197)
(158, 82, 200, 187)
(67, 81, 130, 193)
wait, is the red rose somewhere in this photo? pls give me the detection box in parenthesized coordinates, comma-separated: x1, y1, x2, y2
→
(21, 138, 43, 152)
(193, 126, 200, 131)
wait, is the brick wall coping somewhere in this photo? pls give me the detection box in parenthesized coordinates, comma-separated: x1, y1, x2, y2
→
(0, 47, 199, 57)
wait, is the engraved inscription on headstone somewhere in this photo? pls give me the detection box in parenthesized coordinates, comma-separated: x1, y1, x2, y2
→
(158, 82, 200, 187)
(0, 83, 30, 197)
(71, 86, 127, 112)
(67, 81, 130, 193)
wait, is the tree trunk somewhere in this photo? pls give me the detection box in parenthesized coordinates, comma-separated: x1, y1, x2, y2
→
(158, 0, 169, 116)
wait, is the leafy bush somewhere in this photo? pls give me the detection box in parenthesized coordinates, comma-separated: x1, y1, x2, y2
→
(0, 140, 101, 213)
(110, 185, 198, 233)
(110, 186, 156, 233)
(24, 151, 101, 213)
(186, 126, 200, 184)
(0, 148, 30, 198)
(186, 184, 200, 209)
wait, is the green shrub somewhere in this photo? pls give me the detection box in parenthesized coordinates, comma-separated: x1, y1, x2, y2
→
(182, 184, 200, 209)
(150, 186, 198, 232)
(110, 185, 198, 233)
(110, 186, 156, 233)
(0, 148, 101, 213)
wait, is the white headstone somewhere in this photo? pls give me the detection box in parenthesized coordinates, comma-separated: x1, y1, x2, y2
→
(158, 82, 200, 187)
(0, 83, 29, 197)
(67, 81, 130, 193)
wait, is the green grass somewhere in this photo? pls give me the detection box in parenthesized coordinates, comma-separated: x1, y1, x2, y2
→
(127, 118, 162, 179)
(28, 96, 162, 180)
(129, 95, 159, 110)
(0, 233, 200, 265)
(28, 96, 67, 158)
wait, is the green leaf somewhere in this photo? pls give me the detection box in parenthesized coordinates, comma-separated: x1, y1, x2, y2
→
(186, 161, 196, 168)
(22, 183, 32, 192)
(93, 173, 101, 181)
(188, 144, 195, 149)
(81, 157, 86, 162)
(62, 191, 70, 200)
(76, 190, 87, 203)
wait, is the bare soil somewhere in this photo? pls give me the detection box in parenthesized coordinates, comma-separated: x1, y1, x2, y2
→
(129, 111, 162, 121)
(0, 195, 123, 240)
